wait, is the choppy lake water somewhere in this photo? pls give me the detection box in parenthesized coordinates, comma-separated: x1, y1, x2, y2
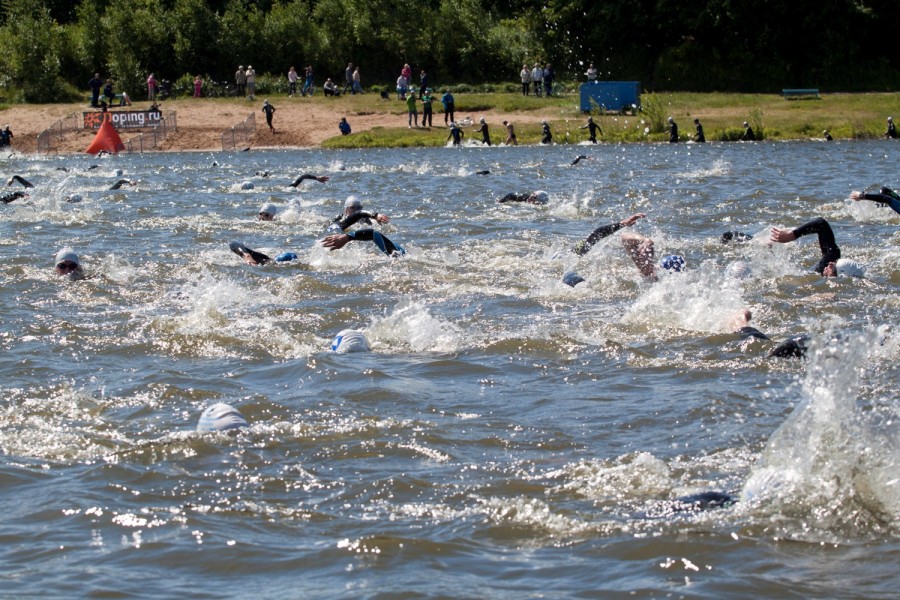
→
(1, 139, 899, 598)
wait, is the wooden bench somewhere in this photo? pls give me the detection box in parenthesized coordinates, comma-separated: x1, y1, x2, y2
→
(782, 88, 819, 100)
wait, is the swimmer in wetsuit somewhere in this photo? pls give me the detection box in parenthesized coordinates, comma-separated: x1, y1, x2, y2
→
(109, 179, 134, 190)
(328, 196, 389, 233)
(498, 191, 549, 205)
(474, 118, 491, 146)
(850, 187, 900, 215)
(321, 229, 405, 256)
(1, 190, 28, 204)
(6, 175, 34, 188)
(573, 213, 647, 256)
(581, 117, 602, 143)
(540, 121, 552, 144)
(289, 174, 329, 187)
(770, 217, 842, 276)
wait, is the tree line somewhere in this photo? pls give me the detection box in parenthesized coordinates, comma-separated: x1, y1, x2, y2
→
(1, 0, 898, 103)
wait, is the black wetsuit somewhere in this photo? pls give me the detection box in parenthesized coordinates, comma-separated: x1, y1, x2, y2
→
(668, 120, 678, 143)
(742, 125, 756, 141)
(0, 128, 12, 148)
(448, 126, 463, 146)
(573, 222, 625, 256)
(262, 103, 276, 130)
(859, 188, 900, 215)
(791, 217, 840, 274)
(6, 175, 33, 188)
(582, 120, 601, 143)
(475, 123, 491, 146)
(330, 210, 380, 232)
(541, 123, 552, 144)
(1, 190, 27, 204)
(289, 174, 324, 187)
(694, 122, 705, 143)
(498, 193, 539, 204)
(886, 121, 897, 139)
(721, 231, 753, 244)
(109, 179, 133, 190)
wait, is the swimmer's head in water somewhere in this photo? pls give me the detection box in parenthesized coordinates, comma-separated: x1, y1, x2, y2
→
(55, 247, 81, 275)
(530, 191, 549, 204)
(197, 403, 248, 432)
(660, 254, 685, 272)
(258, 203, 276, 220)
(823, 261, 838, 277)
(344, 195, 362, 212)
(331, 329, 370, 353)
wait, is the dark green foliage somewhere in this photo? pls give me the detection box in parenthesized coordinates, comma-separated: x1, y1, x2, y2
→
(1, 0, 898, 103)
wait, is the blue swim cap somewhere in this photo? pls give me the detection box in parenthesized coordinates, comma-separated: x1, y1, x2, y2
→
(275, 252, 298, 262)
(562, 271, 585, 287)
(661, 255, 685, 272)
(197, 403, 249, 432)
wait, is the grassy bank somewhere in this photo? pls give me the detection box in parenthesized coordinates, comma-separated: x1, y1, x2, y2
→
(319, 90, 900, 148)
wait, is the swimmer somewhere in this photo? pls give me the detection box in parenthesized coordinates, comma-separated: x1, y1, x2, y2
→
(229, 241, 271, 265)
(258, 202, 277, 221)
(6, 174, 34, 188)
(621, 232, 679, 280)
(197, 403, 248, 432)
(502, 120, 518, 146)
(474, 118, 491, 146)
(328, 196, 389, 233)
(741, 121, 756, 141)
(289, 174, 329, 187)
(770, 217, 848, 277)
(447, 122, 464, 146)
(330, 329, 370, 353)
(540, 120, 552, 144)
(108, 179, 134, 191)
(721, 231, 754, 244)
(255, 171, 271, 177)
(1, 190, 28, 204)
(850, 187, 900, 215)
(498, 191, 549, 205)
(573, 213, 646, 256)
(321, 229, 405, 257)
(769, 335, 809, 358)
(823, 130, 833, 141)
(731, 308, 769, 340)
(581, 117, 602, 143)
(54, 247, 85, 279)
(571, 155, 591, 165)
(474, 170, 490, 175)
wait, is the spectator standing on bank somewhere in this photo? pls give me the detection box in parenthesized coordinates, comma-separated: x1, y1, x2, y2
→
(352, 66, 362, 94)
(339, 117, 351, 135)
(401, 63, 412, 86)
(396, 74, 408, 100)
(89, 73, 103, 107)
(262, 99, 276, 132)
(421, 89, 435, 127)
(406, 92, 419, 127)
(235, 66, 246, 97)
(302, 66, 314, 96)
(246, 66, 256, 100)
(520, 64, 531, 96)
(146, 73, 156, 102)
(531, 63, 543, 97)
(288, 67, 298, 96)
(585, 63, 599, 82)
(193, 75, 202, 98)
(543, 63, 554, 97)
(103, 79, 114, 103)
(441, 89, 455, 125)
(343, 63, 354, 95)
(419, 69, 429, 96)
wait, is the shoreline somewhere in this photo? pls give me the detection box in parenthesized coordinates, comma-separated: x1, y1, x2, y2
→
(2, 92, 899, 154)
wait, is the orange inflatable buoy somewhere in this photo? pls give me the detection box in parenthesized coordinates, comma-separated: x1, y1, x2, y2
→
(85, 119, 125, 154)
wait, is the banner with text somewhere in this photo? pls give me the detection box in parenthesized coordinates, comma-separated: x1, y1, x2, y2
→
(83, 111, 162, 130)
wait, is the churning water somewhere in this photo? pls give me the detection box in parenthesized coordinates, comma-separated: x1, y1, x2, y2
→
(1, 139, 898, 598)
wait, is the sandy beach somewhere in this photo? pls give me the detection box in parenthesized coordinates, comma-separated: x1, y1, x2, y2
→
(0, 97, 552, 154)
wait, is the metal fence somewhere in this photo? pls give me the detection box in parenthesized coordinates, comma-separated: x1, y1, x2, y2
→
(122, 111, 177, 153)
(221, 112, 256, 151)
(36, 113, 81, 153)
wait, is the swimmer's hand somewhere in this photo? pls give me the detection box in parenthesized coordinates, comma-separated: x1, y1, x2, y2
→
(322, 234, 351, 250)
(620, 213, 646, 227)
(375, 213, 389, 224)
(315, 175, 330, 183)
(770, 227, 797, 243)
(849, 191, 863, 201)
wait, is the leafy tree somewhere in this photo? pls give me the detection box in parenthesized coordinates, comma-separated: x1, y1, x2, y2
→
(0, 0, 70, 101)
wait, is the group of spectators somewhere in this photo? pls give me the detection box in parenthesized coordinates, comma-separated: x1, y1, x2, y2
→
(519, 62, 556, 97)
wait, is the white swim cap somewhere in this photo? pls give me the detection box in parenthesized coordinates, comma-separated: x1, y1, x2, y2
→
(344, 195, 362, 209)
(259, 202, 277, 216)
(241, 181, 254, 190)
(725, 260, 752, 279)
(197, 403, 249, 432)
(55, 247, 80, 267)
(66, 193, 83, 203)
(331, 329, 370, 353)
(835, 258, 866, 278)
(531, 190, 549, 204)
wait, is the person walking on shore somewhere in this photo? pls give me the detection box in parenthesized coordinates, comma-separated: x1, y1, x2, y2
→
(886, 116, 897, 139)
(262, 99, 276, 132)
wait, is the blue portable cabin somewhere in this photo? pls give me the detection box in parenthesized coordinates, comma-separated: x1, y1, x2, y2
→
(580, 81, 641, 113)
